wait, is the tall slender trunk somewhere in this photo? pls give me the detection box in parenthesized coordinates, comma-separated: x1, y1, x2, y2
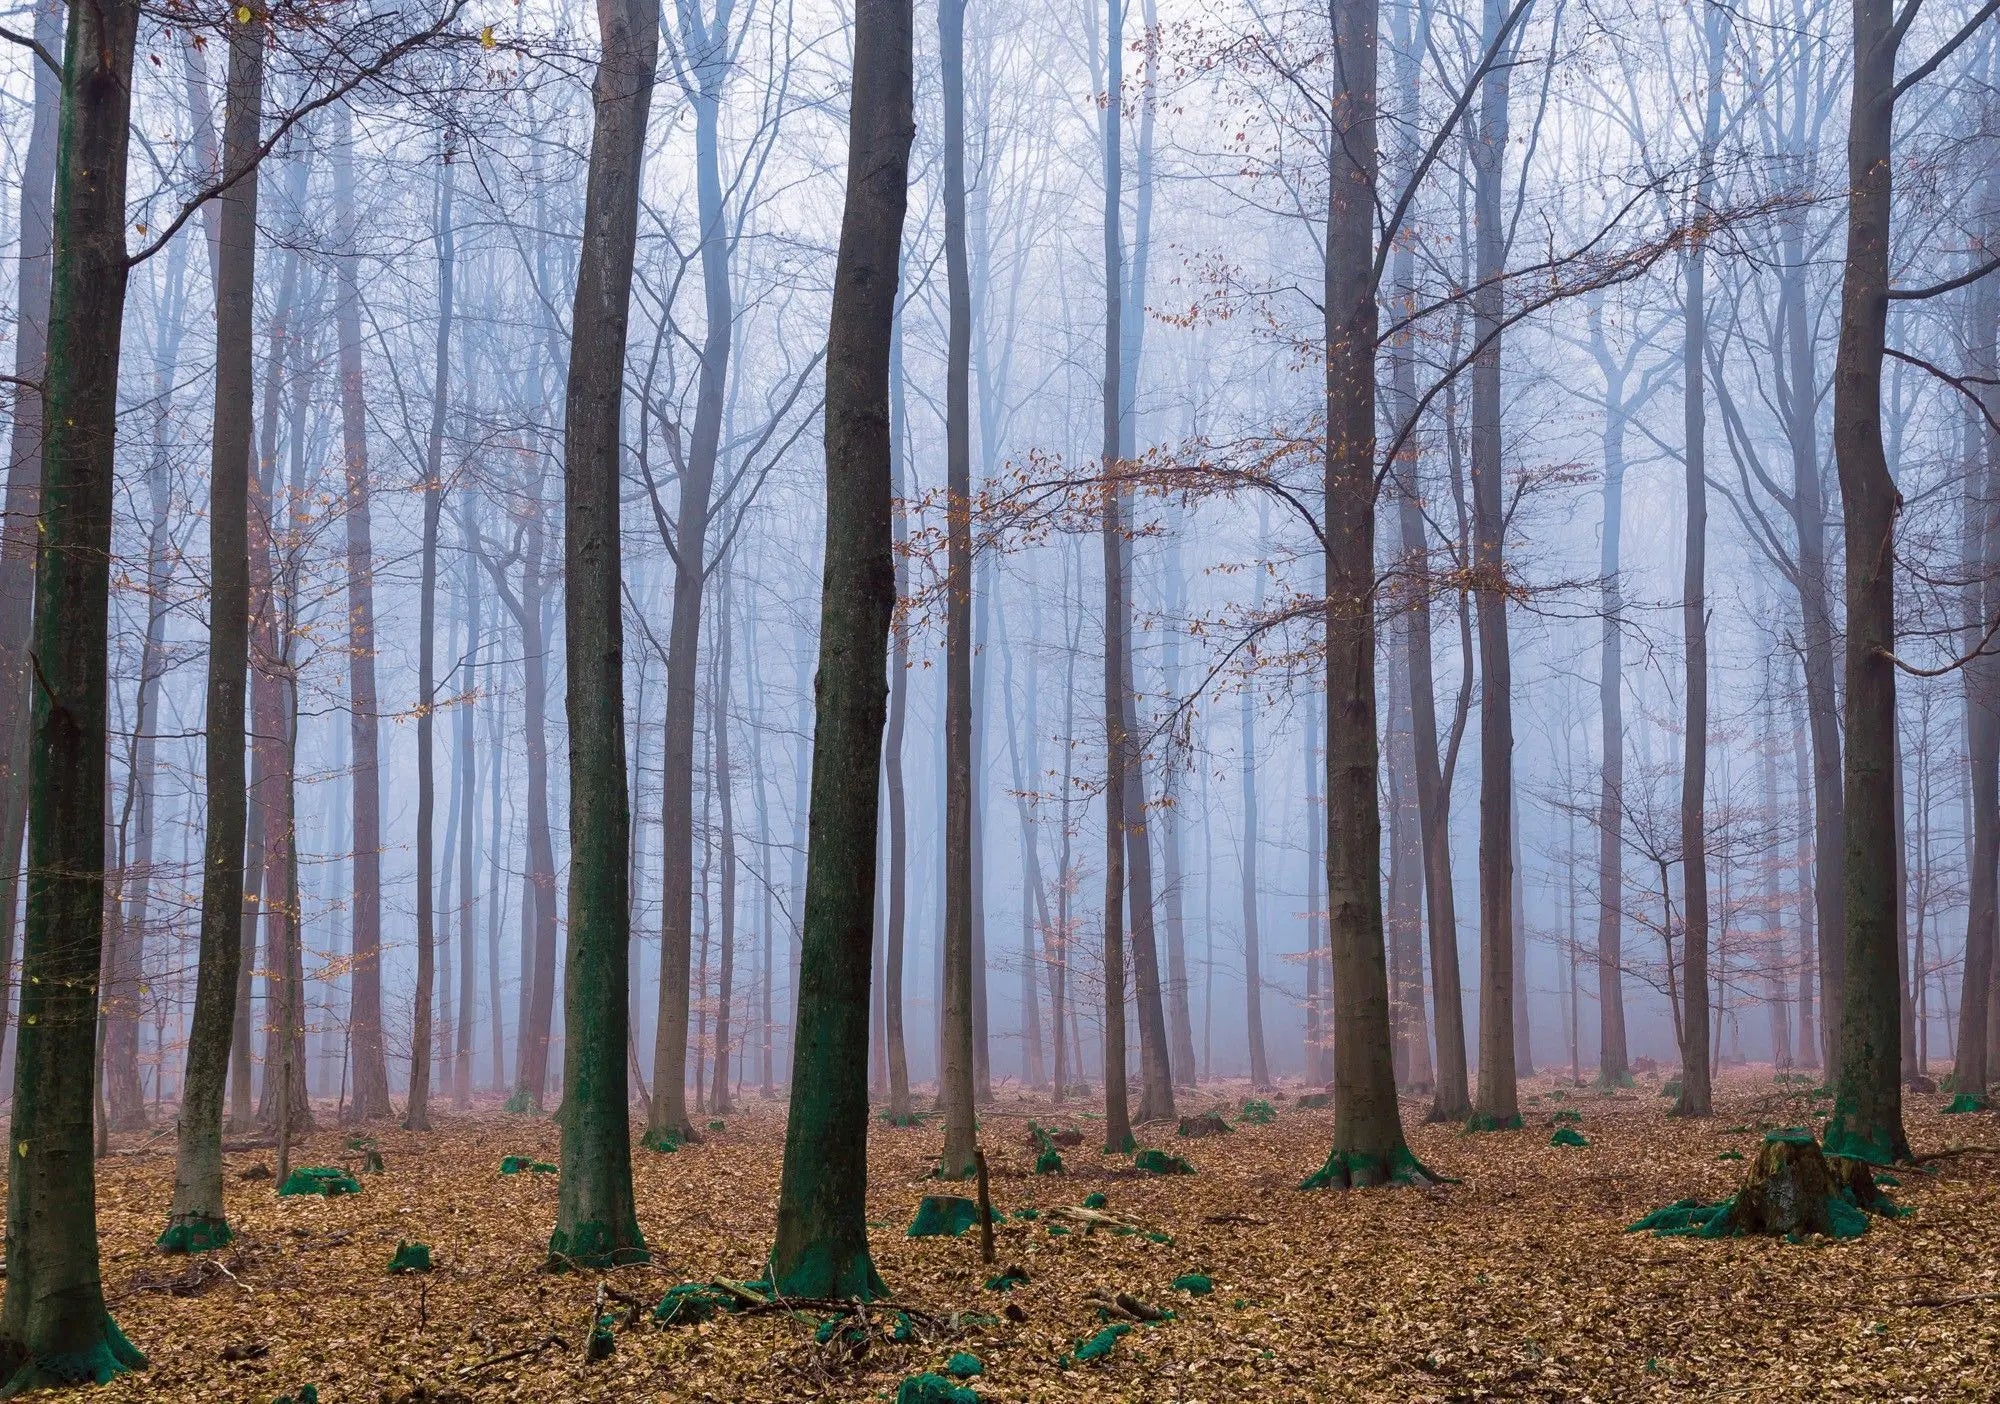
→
(1587, 301, 1631, 1086)
(0, 0, 148, 1383)
(768, 0, 910, 1294)
(1385, 647, 1430, 1088)
(709, 561, 737, 1115)
(331, 111, 392, 1120)
(484, 652, 508, 1089)
(1791, 666, 1820, 1067)
(938, 0, 979, 1180)
(1468, 0, 1519, 1131)
(549, 0, 656, 1268)
(165, 6, 264, 1251)
(1674, 0, 1726, 1120)
(1823, 0, 1909, 1165)
(454, 484, 481, 1109)
(1159, 531, 1199, 1084)
(1240, 555, 1270, 1089)
(649, 7, 736, 1144)
(0, 0, 61, 1076)
(407, 153, 455, 1134)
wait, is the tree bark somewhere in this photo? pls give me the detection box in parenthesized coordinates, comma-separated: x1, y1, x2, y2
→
(1468, 0, 1519, 1132)
(165, 4, 264, 1253)
(768, 0, 910, 1295)
(0, 0, 149, 1383)
(1586, 299, 1631, 1087)
(708, 562, 737, 1115)
(549, 0, 657, 1270)
(1239, 554, 1271, 1090)
(331, 109, 393, 1121)
(1822, 0, 1910, 1166)
(883, 299, 912, 1120)
(938, 0, 979, 1180)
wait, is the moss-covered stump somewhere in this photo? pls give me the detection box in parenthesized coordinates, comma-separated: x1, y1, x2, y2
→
(157, 1216, 234, 1255)
(1627, 1131, 1901, 1241)
(387, 1241, 432, 1274)
(1943, 1092, 1989, 1114)
(896, 1373, 978, 1404)
(1134, 1149, 1194, 1175)
(1549, 1127, 1590, 1149)
(499, 1155, 557, 1175)
(944, 1351, 983, 1377)
(1238, 1098, 1277, 1125)
(908, 1195, 982, 1237)
(1060, 1323, 1131, 1367)
(1177, 1112, 1232, 1138)
(1172, 1272, 1214, 1295)
(277, 1166, 362, 1198)
(984, 1263, 1029, 1291)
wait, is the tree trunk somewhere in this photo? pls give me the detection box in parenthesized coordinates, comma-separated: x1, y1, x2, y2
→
(1385, 647, 1431, 1089)
(1675, 8, 1725, 1120)
(331, 110, 393, 1121)
(1306, 0, 1427, 1187)
(1468, 0, 1519, 1132)
(883, 300, 912, 1120)
(768, 0, 910, 1295)
(1158, 531, 1200, 1085)
(1791, 668, 1820, 1067)
(709, 563, 737, 1116)
(1587, 301, 1632, 1087)
(549, 0, 657, 1269)
(937, 0, 979, 1180)
(0, 0, 148, 1384)
(1239, 559, 1271, 1090)
(407, 154, 456, 1134)
(1822, 0, 1910, 1166)
(0, 0, 60, 1081)
(165, 5, 264, 1254)
(454, 491, 480, 1110)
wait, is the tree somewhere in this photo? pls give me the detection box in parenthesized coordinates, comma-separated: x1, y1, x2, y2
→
(0, 0, 150, 1386)
(548, 0, 658, 1269)
(162, 0, 266, 1257)
(768, 0, 911, 1295)
(938, 0, 980, 1181)
(1467, 0, 1522, 1135)
(1300, 0, 1432, 1190)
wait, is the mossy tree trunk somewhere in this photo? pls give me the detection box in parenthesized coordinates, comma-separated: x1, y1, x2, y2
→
(0, 0, 148, 1386)
(1307, 0, 1427, 1191)
(769, 0, 910, 1296)
(549, 0, 657, 1270)
(1824, 0, 1910, 1167)
(165, 3, 264, 1254)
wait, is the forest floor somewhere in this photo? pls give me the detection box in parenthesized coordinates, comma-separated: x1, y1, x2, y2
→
(81, 1065, 1999, 1402)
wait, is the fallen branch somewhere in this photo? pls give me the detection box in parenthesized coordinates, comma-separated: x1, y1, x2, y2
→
(457, 1335, 567, 1377)
(1910, 1145, 2000, 1165)
(1907, 1291, 2000, 1309)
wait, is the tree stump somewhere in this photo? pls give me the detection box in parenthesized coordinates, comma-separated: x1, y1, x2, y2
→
(1630, 1130, 1892, 1241)
(1176, 1113, 1231, 1139)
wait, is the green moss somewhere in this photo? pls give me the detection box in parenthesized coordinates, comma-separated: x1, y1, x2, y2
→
(1717, 1150, 1744, 1161)
(1549, 1127, 1590, 1149)
(1466, 1112, 1524, 1133)
(1062, 1323, 1132, 1367)
(1047, 1224, 1070, 1237)
(1873, 1171, 1902, 1187)
(707, 1119, 726, 1131)
(652, 1283, 739, 1326)
(156, 1216, 233, 1255)
(1172, 1272, 1214, 1295)
(944, 1351, 984, 1377)
(586, 1312, 617, 1362)
(277, 1166, 361, 1198)
(880, 1111, 931, 1127)
(388, 1241, 432, 1274)
(894, 1373, 979, 1404)
(772, 1240, 889, 1301)
(1626, 1198, 1730, 1237)
(1015, 1207, 1040, 1220)
(546, 1220, 649, 1270)
(908, 1195, 982, 1237)
(1820, 1120, 1898, 1167)
(1238, 1098, 1277, 1125)
(1035, 1149, 1064, 1175)
(0, 1312, 146, 1394)
(499, 1155, 557, 1175)
(1143, 1230, 1173, 1244)
(984, 1264, 1030, 1291)
(1551, 1109, 1583, 1124)
(1082, 1192, 1108, 1209)
(814, 1315, 867, 1346)
(502, 1089, 536, 1114)
(1596, 1069, 1636, 1089)
(1134, 1148, 1194, 1175)
(641, 1128, 683, 1153)
(1105, 1131, 1137, 1155)
(1660, 1079, 1682, 1099)
(1943, 1092, 1989, 1115)
(1298, 1144, 1437, 1190)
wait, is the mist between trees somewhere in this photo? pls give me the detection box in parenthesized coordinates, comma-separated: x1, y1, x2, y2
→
(0, 0, 1994, 1383)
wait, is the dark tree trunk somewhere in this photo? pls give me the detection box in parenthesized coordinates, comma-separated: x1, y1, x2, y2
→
(407, 154, 456, 1134)
(0, 0, 60, 1078)
(1306, 0, 1426, 1187)
(883, 303, 912, 1120)
(938, 0, 979, 1180)
(1586, 300, 1632, 1086)
(708, 563, 737, 1116)
(1956, 233, 1998, 1103)
(768, 0, 910, 1295)
(1468, 0, 1519, 1132)
(165, 5, 264, 1253)
(549, 0, 657, 1269)
(0, 0, 149, 1384)
(1823, 0, 1909, 1166)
